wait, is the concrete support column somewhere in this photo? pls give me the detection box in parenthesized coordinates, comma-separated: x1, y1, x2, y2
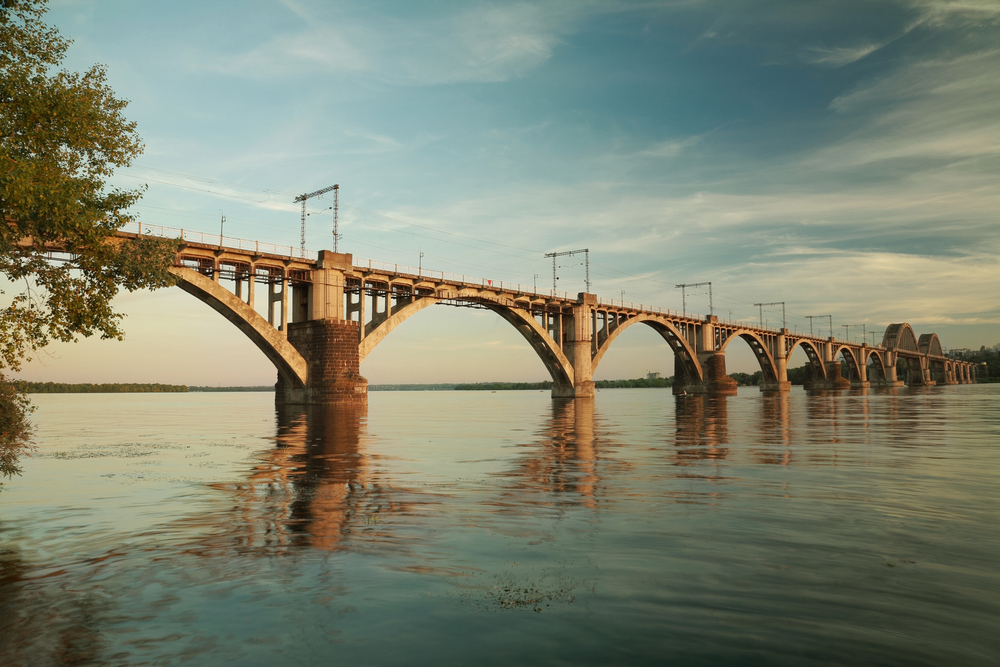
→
(267, 280, 279, 327)
(280, 274, 289, 333)
(884, 352, 904, 387)
(915, 358, 935, 386)
(553, 293, 596, 399)
(310, 251, 351, 321)
(762, 330, 792, 392)
(852, 347, 871, 389)
(247, 267, 255, 308)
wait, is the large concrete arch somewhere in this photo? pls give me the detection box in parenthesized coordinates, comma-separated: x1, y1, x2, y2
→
(719, 330, 779, 382)
(358, 295, 576, 394)
(358, 296, 440, 362)
(832, 345, 862, 380)
(883, 323, 919, 353)
(487, 304, 575, 395)
(591, 314, 703, 382)
(864, 348, 887, 381)
(918, 333, 943, 357)
(170, 267, 308, 388)
(786, 339, 828, 380)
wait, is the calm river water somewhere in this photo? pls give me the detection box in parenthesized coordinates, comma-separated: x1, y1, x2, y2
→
(1, 386, 998, 665)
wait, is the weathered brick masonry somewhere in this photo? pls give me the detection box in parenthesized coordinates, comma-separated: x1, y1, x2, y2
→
(276, 319, 368, 405)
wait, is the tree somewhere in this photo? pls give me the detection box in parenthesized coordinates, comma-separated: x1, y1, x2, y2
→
(1, 0, 177, 481)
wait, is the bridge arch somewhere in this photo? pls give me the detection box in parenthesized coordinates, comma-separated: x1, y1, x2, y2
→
(357, 295, 576, 394)
(832, 345, 862, 381)
(786, 339, 828, 380)
(170, 267, 308, 388)
(718, 330, 779, 383)
(918, 333, 943, 357)
(864, 348, 888, 382)
(591, 314, 702, 382)
(883, 323, 919, 353)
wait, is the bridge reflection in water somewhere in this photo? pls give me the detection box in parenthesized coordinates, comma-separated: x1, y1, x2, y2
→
(2, 388, 995, 665)
(197, 383, 986, 555)
(205, 402, 391, 553)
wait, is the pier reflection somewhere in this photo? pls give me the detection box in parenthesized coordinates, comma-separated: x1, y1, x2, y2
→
(203, 401, 406, 554)
(504, 399, 607, 508)
(754, 392, 793, 465)
(672, 394, 730, 465)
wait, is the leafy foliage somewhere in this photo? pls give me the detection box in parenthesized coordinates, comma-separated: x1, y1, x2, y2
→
(1, 1, 178, 480)
(0, 379, 33, 478)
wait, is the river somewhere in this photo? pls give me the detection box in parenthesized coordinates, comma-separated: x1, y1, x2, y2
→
(1, 386, 998, 665)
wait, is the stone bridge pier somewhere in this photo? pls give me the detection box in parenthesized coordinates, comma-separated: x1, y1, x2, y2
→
(276, 251, 368, 405)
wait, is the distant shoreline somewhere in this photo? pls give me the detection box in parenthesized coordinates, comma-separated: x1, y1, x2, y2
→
(16, 379, 674, 393)
(20, 374, 990, 394)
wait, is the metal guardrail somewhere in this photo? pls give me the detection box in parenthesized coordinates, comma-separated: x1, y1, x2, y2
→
(120, 221, 313, 259)
(352, 257, 576, 301)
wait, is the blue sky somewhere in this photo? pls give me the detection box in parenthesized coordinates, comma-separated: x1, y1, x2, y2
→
(16, 0, 1000, 384)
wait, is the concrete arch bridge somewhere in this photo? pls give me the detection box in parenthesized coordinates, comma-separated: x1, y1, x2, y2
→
(127, 229, 977, 404)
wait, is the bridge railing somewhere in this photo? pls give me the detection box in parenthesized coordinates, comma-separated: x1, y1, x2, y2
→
(352, 257, 580, 301)
(116, 223, 880, 349)
(119, 221, 313, 259)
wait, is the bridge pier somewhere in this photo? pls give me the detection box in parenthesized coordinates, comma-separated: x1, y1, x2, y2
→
(277, 319, 368, 405)
(552, 294, 596, 398)
(809, 360, 851, 390)
(760, 329, 791, 392)
(700, 353, 739, 395)
(851, 348, 870, 389)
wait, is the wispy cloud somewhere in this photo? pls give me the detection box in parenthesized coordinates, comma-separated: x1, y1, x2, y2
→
(804, 43, 881, 67)
(206, 1, 594, 85)
(638, 135, 703, 157)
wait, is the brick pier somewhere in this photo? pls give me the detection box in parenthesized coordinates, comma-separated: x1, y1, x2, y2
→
(276, 319, 368, 405)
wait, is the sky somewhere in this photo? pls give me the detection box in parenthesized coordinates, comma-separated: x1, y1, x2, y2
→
(12, 0, 1000, 385)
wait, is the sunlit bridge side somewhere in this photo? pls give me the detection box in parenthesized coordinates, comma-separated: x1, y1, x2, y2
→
(107, 224, 982, 404)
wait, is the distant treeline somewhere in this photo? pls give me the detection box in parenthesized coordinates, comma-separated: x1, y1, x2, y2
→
(188, 386, 274, 392)
(596, 377, 673, 388)
(16, 381, 188, 394)
(454, 377, 676, 391)
(369, 384, 457, 391)
(455, 381, 554, 391)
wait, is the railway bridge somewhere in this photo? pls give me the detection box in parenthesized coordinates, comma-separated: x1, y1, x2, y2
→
(120, 225, 979, 404)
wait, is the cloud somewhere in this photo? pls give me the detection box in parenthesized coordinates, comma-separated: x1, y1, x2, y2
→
(207, 1, 592, 85)
(804, 43, 881, 67)
(817, 49, 1000, 177)
(638, 135, 703, 157)
(210, 26, 372, 77)
(907, 0, 1000, 26)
